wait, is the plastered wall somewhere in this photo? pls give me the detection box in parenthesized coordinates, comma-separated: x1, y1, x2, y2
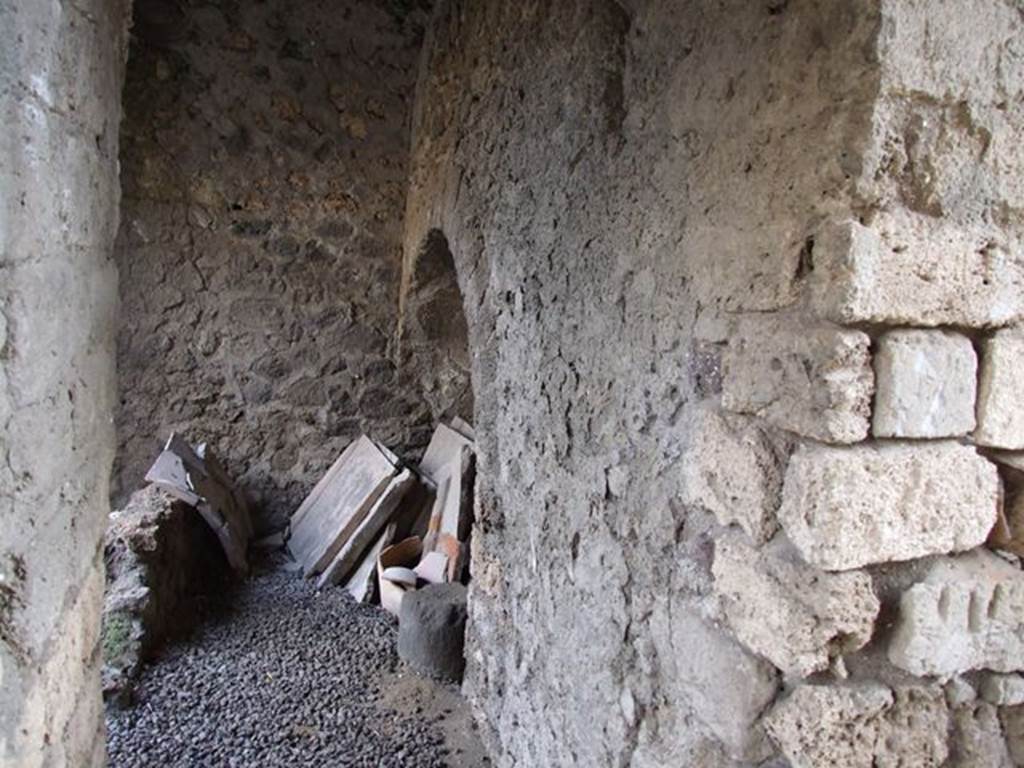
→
(403, 1, 1024, 765)
(0, 0, 130, 765)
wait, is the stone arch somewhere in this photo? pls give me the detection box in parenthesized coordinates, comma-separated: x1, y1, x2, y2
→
(398, 229, 474, 425)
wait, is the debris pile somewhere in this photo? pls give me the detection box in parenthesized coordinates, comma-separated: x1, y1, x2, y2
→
(102, 485, 230, 703)
(285, 419, 477, 679)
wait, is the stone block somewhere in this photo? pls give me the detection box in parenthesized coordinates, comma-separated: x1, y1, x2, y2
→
(779, 441, 998, 571)
(889, 550, 1024, 678)
(980, 674, 1024, 706)
(1002, 706, 1024, 767)
(949, 702, 1013, 768)
(812, 219, 1024, 328)
(722, 314, 873, 444)
(872, 329, 977, 438)
(712, 534, 879, 677)
(976, 329, 1024, 450)
(679, 406, 786, 544)
(398, 583, 468, 682)
(764, 683, 948, 768)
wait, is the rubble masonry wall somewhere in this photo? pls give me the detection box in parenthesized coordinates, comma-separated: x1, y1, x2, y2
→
(0, 0, 131, 765)
(403, 0, 1024, 765)
(112, 0, 435, 530)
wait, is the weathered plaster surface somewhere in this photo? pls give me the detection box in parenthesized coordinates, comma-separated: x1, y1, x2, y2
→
(0, 0, 130, 764)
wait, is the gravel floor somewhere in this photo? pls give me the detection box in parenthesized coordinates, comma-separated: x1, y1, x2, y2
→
(106, 561, 486, 767)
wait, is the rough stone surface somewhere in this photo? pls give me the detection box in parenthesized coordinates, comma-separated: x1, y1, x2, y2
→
(721, 314, 873, 444)
(889, 550, 1024, 678)
(712, 534, 879, 678)
(111, 0, 435, 530)
(0, 0, 130, 764)
(872, 329, 977, 438)
(949, 702, 1013, 768)
(812, 220, 1024, 328)
(678, 406, 788, 544)
(398, 583, 468, 683)
(779, 441, 999, 571)
(105, 565, 489, 767)
(980, 674, 1024, 706)
(764, 683, 949, 768)
(398, 0, 1024, 764)
(1002, 705, 1024, 766)
(102, 486, 228, 702)
(976, 329, 1024, 450)
(653, 605, 780, 761)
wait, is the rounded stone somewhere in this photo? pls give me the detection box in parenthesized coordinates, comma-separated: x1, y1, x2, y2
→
(397, 583, 468, 682)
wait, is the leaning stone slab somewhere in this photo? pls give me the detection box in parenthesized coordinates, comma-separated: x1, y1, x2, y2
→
(975, 328, 1024, 450)
(722, 313, 872, 444)
(812, 219, 1024, 328)
(764, 683, 948, 768)
(712, 534, 879, 677)
(889, 550, 1024, 678)
(679, 406, 787, 544)
(779, 441, 998, 571)
(872, 329, 976, 438)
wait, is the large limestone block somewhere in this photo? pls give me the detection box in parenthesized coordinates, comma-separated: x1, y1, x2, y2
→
(764, 683, 948, 768)
(812, 220, 1024, 328)
(976, 329, 1024, 450)
(712, 534, 879, 677)
(679, 406, 786, 544)
(889, 550, 1024, 678)
(722, 314, 873, 444)
(779, 441, 998, 571)
(872, 329, 977, 438)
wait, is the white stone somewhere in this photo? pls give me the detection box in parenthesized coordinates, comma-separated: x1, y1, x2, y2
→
(764, 683, 948, 768)
(712, 534, 879, 677)
(812, 219, 1024, 328)
(679, 406, 785, 544)
(779, 441, 999, 571)
(976, 329, 1024, 450)
(722, 314, 873, 444)
(872, 329, 977, 438)
(980, 674, 1024, 706)
(888, 550, 1024, 678)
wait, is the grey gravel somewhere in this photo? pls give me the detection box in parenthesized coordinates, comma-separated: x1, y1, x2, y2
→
(106, 560, 453, 767)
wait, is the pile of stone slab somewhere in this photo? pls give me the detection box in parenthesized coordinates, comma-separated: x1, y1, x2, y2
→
(286, 420, 476, 622)
(145, 433, 253, 574)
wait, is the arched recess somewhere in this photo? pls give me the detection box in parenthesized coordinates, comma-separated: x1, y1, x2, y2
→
(398, 229, 474, 425)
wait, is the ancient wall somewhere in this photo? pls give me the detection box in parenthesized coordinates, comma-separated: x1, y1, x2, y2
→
(403, 0, 1024, 765)
(112, 0, 432, 530)
(0, 0, 131, 765)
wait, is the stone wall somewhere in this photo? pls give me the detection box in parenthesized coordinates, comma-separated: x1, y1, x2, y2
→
(404, 0, 1024, 765)
(0, 0, 130, 765)
(112, 0, 432, 531)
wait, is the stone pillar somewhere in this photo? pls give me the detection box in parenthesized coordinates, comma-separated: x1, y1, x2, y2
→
(0, 1, 130, 765)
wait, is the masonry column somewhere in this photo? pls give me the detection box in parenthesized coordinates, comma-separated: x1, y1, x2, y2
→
(0, 1, 130, 765)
